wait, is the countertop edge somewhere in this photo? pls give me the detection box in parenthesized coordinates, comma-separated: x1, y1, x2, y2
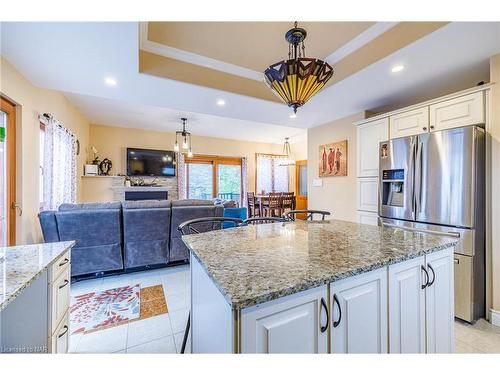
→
(0, 241, 75, 312)
(185, 238, 457, 310)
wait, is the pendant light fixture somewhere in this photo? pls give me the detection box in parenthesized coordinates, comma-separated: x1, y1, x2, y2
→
(264, 22, 334, 114)
(278, 137, 295, 166)
(174, 117, 193, 157)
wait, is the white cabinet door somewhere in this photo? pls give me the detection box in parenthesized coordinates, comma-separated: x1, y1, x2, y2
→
(430, 92, 484, 132)
(389, 107, 429, 139)
(357, 177, 379, 212)
(388, 256, 426, 353)
(330, 268, 387, 353)
(49, 311, 69, 353)
(241, 286, 328, 353)
(49, 265, 71, 335)
(357, 118, 389, 177)
(356, 211, 379, 226)
(425, 248, 454, 353)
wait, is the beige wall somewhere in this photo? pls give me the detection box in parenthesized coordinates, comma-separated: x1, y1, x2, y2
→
(83, 124, 297, 202)
(1, 57, 90, 244)
(489, 54, 500, 316)
(307, 113, 364, 222)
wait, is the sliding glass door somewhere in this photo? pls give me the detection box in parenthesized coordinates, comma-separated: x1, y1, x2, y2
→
(186, 156, 242, 205)
(187, 162, 214, 200)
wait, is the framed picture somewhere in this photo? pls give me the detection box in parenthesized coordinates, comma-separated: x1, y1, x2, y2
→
(319, 140, 348, 177)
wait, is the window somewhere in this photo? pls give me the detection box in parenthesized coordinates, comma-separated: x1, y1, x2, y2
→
(185, 155, 242, 205)
(255, 153, 289, 194)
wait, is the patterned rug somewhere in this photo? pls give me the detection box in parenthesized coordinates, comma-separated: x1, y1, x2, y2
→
(70, 284, 168, 335)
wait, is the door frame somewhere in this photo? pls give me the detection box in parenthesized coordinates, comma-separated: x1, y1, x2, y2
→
(1, 96, 16, 245)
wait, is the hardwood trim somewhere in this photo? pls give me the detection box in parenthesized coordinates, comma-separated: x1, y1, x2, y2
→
(1, 96, 16, 246)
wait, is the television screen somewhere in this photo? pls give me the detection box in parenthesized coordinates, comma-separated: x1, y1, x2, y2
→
(126, 148, 176, 177)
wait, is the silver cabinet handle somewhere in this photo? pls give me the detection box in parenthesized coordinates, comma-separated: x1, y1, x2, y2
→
(58, 325, 68, 339)
(58, 279, 69, 289)
(58, 258, 69, 267)
(454, 258, 460, 264)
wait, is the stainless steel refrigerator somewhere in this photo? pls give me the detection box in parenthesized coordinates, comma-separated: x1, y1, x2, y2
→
(379, 125, 485, 323)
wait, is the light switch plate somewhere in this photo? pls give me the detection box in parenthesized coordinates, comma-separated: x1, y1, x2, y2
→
(312, 179, 323, 187)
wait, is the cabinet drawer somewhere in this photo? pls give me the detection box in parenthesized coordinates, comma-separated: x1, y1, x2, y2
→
(430, 92, 484, 132)
(51, 250, 71, 282)
(389, 107, 429, 139)
(50, 266, 71, 334)
(50, 310, 70, 354)
(357, 178, 379, 212)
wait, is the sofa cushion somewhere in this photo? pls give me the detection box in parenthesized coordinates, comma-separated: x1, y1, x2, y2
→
(122, 200, 171, 209)
(55, 209, 123, 276)
(171, 199, 215, 207)
(38, 211, 60, 242)
(59, 202, 122, 211)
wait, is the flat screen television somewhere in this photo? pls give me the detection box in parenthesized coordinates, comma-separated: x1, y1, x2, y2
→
(126, 148, 176, 177)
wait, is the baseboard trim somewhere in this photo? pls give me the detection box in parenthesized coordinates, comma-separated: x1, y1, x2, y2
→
(491, 309, 500, 327)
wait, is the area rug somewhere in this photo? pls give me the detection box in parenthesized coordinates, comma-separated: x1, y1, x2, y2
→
(70, 284, 168, 335)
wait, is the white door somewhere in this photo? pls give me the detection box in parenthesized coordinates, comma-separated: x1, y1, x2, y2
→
(389, 107, 429, 139)
(330, 268, 388, 353)
(241, 286, 328, 353)
(425, 248, 454, 353)
(356, 118, 389, 177)
(388, 256, 426, 353)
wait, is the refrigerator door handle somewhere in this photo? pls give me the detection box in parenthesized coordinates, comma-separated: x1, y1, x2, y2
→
(381, 222, 461, 238)
(414, 141, 423, 213)
(408, 137, 416, 215)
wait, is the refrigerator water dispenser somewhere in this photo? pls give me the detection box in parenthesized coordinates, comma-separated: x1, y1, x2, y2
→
(381, 169, 405, 207)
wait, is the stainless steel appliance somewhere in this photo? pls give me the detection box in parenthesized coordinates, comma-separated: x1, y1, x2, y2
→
(379, 125, 485, 323)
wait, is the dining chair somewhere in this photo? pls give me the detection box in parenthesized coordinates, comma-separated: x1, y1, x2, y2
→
(242, 217, 286, 225)
(246, 192, 260, 217)
(265, 192, 283, 217)
(284, 209, 331, 221)
(177, 216, 244, 353)
(281, 192, 295, 214)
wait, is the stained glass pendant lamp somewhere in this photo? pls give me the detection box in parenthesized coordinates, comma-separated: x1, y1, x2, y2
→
(264, 22, 334, 114)
(174, 117, 193, 157)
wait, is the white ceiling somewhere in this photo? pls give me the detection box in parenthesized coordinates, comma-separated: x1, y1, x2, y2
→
(1, 22, 499, 142)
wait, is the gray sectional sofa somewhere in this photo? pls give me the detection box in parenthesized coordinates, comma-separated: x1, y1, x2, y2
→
(38, 199, 224, 279)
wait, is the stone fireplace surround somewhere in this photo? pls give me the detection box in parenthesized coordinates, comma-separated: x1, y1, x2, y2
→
(111, 176, 179, 201)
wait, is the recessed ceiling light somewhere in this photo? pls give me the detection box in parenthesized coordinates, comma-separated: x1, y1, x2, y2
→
(216, 99, 226, 106)
(391, 64, 405, 73)
(104, 77, 117, 86)
(290, 113, 297, 119)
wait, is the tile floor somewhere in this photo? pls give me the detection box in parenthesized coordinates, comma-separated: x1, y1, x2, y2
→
(69, 264, 500, 354)
(69, 265, 190, 354)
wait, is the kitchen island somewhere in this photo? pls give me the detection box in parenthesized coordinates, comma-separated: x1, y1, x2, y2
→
(182, 220, 457, 354)
(0, 241, 74, 353)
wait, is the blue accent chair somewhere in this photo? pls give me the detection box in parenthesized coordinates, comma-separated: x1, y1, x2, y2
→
(223, 207, 248, 228)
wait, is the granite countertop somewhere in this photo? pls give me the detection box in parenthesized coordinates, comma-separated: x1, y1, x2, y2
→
(0, 241, 75, 311)
(183, 220, 457, 310)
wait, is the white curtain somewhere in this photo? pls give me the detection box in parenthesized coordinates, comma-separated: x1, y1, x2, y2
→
(176, 152, 186, 199)
(41, 115, 77, 210)
(255, 154, 289, 194)
(241, 157, 248, 208)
